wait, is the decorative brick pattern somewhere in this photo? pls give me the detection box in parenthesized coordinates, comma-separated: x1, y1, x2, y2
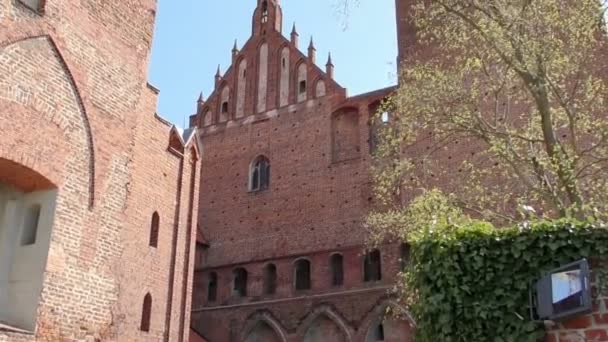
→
(0, 0, 199, 341)
(189, 4, 408, 341)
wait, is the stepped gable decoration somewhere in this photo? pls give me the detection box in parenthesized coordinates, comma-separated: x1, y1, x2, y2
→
(190, 0, 345, 129)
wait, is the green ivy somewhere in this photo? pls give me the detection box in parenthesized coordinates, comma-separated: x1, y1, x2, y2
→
(406, 220, 608, 342)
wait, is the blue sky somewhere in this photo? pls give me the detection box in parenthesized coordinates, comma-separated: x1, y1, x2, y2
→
(148, 0, 398, 127)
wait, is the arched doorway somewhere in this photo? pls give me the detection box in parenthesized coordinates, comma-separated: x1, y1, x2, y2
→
(244, 321, 282, 342)
(364, 319, 413, 342)
(303, 315, 348, 342)
(0, 158, 57, 331)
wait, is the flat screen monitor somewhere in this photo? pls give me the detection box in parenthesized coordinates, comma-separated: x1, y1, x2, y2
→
(535, 259, 592, 321)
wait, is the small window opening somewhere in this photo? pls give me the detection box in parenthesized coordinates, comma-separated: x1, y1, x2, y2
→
(261, 1, 269, 23)
(400, 243, 411, 272)
(140, 293, 152, 332)
(282, 58, 286, 69)
(207, 272, 218, 302)
(295, 259, 311, 291)
(149, 212, 160, 248)
(375, 323, 385, 341)
(221, 101, 229, 114)
(364, 249, 382, 282)
(18, 0, 44, 13)
(264, 264, 277, 295)
(299, 80, 307, 94)
(330, 254, 344, 286)
(381, 111, 390, 124)
(250, 156, 270, 191)
(21, 204, 41, 246)
(233, 268, 248, 297)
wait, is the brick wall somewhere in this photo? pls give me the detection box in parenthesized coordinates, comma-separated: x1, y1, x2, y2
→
(393, 1, 608, 341)
(192, 243, 414, 341)
(0, 0, 199, 341)
(189, 2, 413, 340)
(191, 1, 608, 341)
(545, 306, 608, 342)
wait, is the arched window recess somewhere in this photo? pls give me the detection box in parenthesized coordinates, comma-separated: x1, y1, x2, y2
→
(249, 155, 270, 192)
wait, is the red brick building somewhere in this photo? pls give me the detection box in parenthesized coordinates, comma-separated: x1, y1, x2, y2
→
(189, 1, 608, 341)
(2, 0, 605, 341)
(189, 1, 414, 341)
(0, 0, 199, 341)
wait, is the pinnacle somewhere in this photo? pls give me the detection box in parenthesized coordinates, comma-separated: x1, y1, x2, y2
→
(215, 65, 221, 77)
(308, 36, 315, 50)
(232, 39, 238, 52)
(326, 52, 333, 66)
(291, 22, 298, 35)
(197, 92, 205, 103)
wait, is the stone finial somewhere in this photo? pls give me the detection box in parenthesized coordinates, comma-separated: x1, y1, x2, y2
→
(326, 53, 334, 79)
(232, 40, 239, 62)
(196, 92, 205, 115)
(291, 23, 299, 47)
(308, 37, 316, 64)
(215, 65, 222, 89)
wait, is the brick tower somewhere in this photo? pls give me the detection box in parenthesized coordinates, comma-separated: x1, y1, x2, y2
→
(0, 0, 199, 341)
(395, 0, 416, 66)
(190, 1, 414, 341)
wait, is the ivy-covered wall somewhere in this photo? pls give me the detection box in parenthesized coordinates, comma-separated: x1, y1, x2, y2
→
(404, 220, 608, 342)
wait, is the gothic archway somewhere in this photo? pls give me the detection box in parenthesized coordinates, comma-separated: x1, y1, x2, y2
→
(359, 300, 416, 342)
(303, 315, 349, 342)
(0, 158, 58, 331)
(241, 310, 287, 342)
(244, 321, 282, 342)
(297, 305, 353, 342)
(0, 35, 95, 207)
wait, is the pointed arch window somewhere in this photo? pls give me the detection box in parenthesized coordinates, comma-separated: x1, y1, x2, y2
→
(297, 63, 308, 102)
(233, 268, 248, 297)
(263, 263, 277, 295)
(299, 80, 307, 94)
(364, 249, 382, 282)
(219, 86, 230, 122)
(149, 212, 160, 248)
(330, 254, 344, 286)
(207, 272, 218, 302)
(140, 293, 152, 332)
(295, 259, 311, 291)
(249, 156, 270, 192)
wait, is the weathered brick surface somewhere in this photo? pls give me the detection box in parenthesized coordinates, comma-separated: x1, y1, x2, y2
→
(190, 1, 411, 340)
(395, 1, 608, 340)
(191, 1, 608, 341)
(0, 0, 199, 341)
(544, 282, 608, 342)
(192, 288, 414, 342)
(394, 1, 608, 341)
